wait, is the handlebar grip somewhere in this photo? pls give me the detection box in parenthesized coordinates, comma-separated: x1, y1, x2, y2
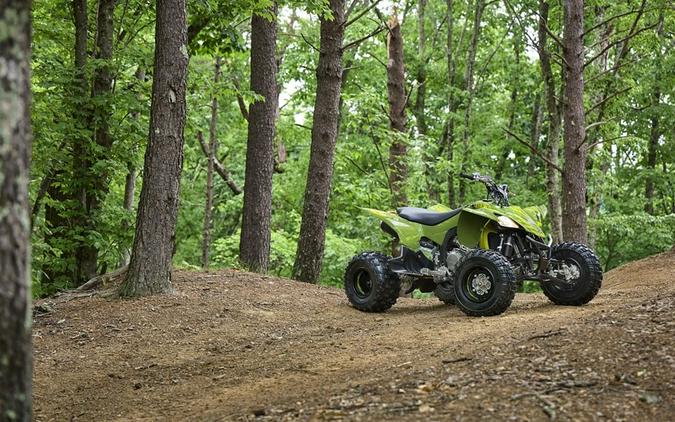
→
(459, 173, 473, 180)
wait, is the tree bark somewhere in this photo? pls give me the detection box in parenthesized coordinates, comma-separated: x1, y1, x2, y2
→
(119, 0, 188, 296)
(76, 0, 117, 284)
(537, 0, 563, 243)
(458, 0, 484, 204)
(386, 13, 408, 207)
(292, 0, 345, 284)
(239, 2, 278, 272)
(0, 0, 32, 418)
(202, 57, 221, 269)
(562, 0, 588, 243)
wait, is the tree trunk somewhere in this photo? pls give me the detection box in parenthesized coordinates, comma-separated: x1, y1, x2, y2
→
(537, 0, 563, 243)
(446, 0, 457, 207)
(120, 67, 144, 267)
(562, 0, 588, 243)
(239, 2, 278, 272)
(526, 93, 543, 185)
(0, 0, 32, 418)
(386, 14, 408, 206)
(119, 0, 188, 297)
(202, 57, 221, 269)
(645, 13, 664, 215)
(43, 0, 89, 290)
(292, 0, 345, 284)
(495, 30, 521, 181)
(458, 0, 484, 204)
(76, 0, 117, 284)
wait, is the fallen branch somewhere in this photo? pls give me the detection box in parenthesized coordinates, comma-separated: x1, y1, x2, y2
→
(77, 265, 129, 291)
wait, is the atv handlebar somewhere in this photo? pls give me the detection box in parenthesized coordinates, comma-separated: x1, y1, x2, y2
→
(459, 172, 510, 206)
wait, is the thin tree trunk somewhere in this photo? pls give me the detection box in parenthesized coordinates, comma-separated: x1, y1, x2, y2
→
(645, 13, 664, 215)
(446, 0, 457, 207)
(386, 13, 408, 207)
(562, 0, 588, 243)
(416, 0, 437, 202)
(119, 0, 188, 296)
(120, 67, 144, 267)
(292, 0, 345, 284)
(239, 2, 278, 272)
(76, 0, 117, 284)
(43, 0, 89, 290)
(526, 93, 543, 186)
(537, 0, 563, 243)
(0, 0, 32, 418)
(458, 0, 484, 203)
(202, 57, 221, 269)
(495, 30, 521, 180)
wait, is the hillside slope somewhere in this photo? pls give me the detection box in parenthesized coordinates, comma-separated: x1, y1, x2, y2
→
(33, 251, 675, 421)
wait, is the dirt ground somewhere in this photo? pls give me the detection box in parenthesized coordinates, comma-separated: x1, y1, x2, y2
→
(33, 250, 675, 421)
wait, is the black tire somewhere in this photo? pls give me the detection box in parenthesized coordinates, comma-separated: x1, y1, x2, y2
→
(344, 252, 400, 312)
(543, 242, 602, 306)
(435, 282, 456, 305)
(453, 249, 516, 317)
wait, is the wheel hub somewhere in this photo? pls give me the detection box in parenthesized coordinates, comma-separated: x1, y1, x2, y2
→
(550, 261, 580, 284)
(471, 273, 492, 296)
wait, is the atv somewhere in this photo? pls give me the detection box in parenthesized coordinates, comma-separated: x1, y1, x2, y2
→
(344, 172, 602, 317)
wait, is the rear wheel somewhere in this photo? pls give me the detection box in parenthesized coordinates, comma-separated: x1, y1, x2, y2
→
(344, 252, 400, 312)
(453, 250, 516, 317)
(543, 242, 602, 306)
(435, 282, 455, 305)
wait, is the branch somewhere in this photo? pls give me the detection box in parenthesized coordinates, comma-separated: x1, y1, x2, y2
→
(584, 23, 657, 68)
(232, 79, 249, 121)
(345, 0, 360, 20)
(585, 86, 632, 115)
(502, 127, 563, 174)
(31, 170, 54, 229)
(583, 9, 646, 37)
(587, 135, 633, 151)
(344, 0, 382, 28)
(342, 25, 386, 51)
(197, 131, 242, 195)
(366, 51, 387, 68)
(300, 32, 320, 53)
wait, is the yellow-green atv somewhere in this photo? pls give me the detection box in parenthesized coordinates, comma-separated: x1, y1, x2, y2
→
(344, 173, 602, 317)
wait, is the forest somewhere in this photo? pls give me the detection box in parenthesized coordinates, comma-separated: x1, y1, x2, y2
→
(1, 0, 674, 419)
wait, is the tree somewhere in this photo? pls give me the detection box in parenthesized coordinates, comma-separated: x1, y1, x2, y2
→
(458, 0, 485, 203)
(537, 0, 563, 243)
(561, 0, 588, 243)
(119, 0, 188, 296)
(0, 0, 33, 418)
(76, 0, 118, 282)
(239, 2, 278, 272)
(386, 13, 408, 206)
(202, 57, 221, 269)
(292, 0, 345, 283)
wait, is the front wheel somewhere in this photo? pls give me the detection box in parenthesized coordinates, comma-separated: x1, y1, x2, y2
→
(543, 242, 602, 306)
(344, 252, 400, 312)
(453, 250, 516, 317)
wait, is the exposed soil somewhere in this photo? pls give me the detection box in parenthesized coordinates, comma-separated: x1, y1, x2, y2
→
(33, 250, 675, 421)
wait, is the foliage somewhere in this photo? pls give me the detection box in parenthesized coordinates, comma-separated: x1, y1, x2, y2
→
(28, 0, 674, 296)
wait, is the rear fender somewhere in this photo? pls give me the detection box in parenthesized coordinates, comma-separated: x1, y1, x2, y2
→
(361, 208, 424, 250)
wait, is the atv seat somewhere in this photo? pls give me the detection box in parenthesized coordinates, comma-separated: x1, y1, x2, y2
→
(396, 207, 461, 226)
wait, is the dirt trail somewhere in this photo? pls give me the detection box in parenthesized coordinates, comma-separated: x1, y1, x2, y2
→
(33, 250, 675, 421)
